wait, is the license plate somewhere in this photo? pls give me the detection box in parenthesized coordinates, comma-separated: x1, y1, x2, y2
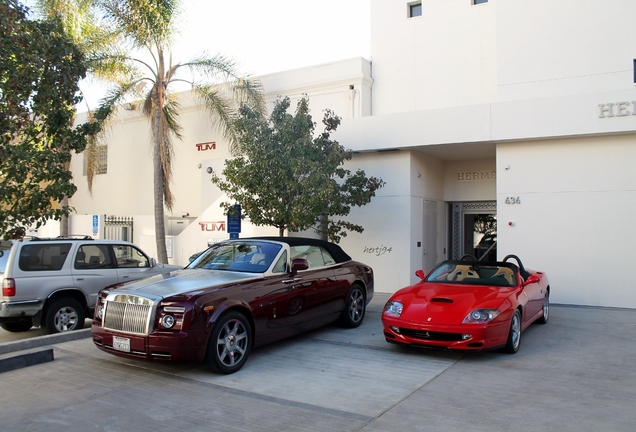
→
(112, 336, 130, 352)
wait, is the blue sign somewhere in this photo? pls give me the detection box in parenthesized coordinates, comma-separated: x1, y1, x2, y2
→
(227, 204, 241, 235)
(92, 215, 99, 235)
(229, 232, 239, 239)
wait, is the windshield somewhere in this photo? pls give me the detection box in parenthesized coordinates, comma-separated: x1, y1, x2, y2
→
(426, 261, 517, 287)
(187, 241, 282, 273)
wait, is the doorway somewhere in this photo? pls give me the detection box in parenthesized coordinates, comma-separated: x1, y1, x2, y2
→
(450, 202, 497, 260)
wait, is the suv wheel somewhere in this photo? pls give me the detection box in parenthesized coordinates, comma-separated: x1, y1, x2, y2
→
(0, 318, 33, 333)
(44, 298, 85, 334)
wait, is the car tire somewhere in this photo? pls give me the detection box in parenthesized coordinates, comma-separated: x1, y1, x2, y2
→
(537, 292, 549, 324)
(44, 298, 85, 334)
(503, 309, 522, 354)
(0, 318, 33, 332)
(205, 311, 252, 374)
(337, 284, 366, 328)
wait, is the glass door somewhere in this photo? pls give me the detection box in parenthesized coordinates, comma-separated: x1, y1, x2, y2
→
(450, 202, 497, 260)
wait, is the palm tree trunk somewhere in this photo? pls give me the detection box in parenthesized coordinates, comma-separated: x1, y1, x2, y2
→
(153, 135, 168, 263)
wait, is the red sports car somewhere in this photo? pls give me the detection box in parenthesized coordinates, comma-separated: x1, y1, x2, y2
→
(91, 237, 373, 374)
(382, 254, 549, 353)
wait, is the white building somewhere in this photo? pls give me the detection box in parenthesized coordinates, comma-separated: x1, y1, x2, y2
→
(66, 0, 636, 309)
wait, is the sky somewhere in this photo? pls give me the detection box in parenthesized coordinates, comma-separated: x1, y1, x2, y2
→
(178, 0, 371, 76)
(71, 0, 371, 107)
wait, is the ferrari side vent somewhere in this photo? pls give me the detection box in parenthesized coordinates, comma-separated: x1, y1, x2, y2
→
(430, 297, 453, 304)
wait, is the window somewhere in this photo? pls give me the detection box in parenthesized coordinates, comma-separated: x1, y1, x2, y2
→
(473, 0, 488, 5)
(113, 245, 150, 268)
(75, 244, 114, 269)
(408, 2, 422, 18)
(83, 145, 108, 176)
(19, 244, 72, 271)
(290, 245, 335, 269)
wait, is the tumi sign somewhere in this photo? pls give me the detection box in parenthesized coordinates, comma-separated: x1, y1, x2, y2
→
(196, 141, 216, 151)
(598, 102, 636, 118)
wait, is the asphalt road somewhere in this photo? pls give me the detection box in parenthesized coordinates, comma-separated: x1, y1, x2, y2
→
(1, 296, 636, 431)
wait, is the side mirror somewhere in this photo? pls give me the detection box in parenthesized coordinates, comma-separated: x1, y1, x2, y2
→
(290, 258, 309, 275)
(415, 269, 426, 281)
(523, 274, 540, 286)
(149, 257, 157, 268)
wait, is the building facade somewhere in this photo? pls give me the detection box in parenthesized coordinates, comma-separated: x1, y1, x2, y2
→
(64, 0, 636, 308)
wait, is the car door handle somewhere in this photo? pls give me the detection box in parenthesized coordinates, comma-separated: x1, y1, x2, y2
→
(76, 278, 84, 281)
(282, 277, 302, 284)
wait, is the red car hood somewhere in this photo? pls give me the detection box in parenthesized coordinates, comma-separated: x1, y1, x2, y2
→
(392, 282, 516, 325)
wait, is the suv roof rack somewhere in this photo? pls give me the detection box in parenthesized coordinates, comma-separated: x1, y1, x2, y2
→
(29, 235, 94, 241)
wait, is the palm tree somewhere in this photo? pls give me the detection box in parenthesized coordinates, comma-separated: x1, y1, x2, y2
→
(35, 0, 265, 262)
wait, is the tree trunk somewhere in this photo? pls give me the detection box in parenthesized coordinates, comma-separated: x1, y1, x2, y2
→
(153, 139, 168, 263)
(318, 213, 328, 241)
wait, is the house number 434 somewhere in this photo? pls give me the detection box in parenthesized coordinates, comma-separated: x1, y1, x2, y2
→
(505, 197, 521, 204)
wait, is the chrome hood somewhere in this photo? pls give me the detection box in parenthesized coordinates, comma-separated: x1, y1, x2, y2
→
(109, 269, 262, 298)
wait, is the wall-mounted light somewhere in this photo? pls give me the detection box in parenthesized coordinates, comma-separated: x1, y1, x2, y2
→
(206, 167, 213, 174)
(505, 165, 510, 170)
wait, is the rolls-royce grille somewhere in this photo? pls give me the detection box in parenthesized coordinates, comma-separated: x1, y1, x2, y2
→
(103, 301, 152, 335)
(400, 328, 464, 342)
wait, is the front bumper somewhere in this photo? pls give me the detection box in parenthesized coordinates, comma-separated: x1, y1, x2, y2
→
(91, 324, 208, 363)
(382, 316, 509, 351)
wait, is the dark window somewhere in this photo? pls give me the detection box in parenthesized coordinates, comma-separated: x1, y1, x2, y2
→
(19, 244, 72, 271)
(473, 0, 488, 5)
(409, 2, 422, 18)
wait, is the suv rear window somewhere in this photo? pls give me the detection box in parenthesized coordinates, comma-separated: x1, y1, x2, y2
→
(19, 243, 72, 271)
(0, 244, 11, 273)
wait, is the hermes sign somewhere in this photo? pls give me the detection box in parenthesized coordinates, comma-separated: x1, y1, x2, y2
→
(457, 171, 496, 181)
(598, 102, 636, 118)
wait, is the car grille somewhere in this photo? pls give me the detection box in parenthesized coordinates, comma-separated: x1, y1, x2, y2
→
(399, 328, 464, 342)
(103, 300, 153, 335)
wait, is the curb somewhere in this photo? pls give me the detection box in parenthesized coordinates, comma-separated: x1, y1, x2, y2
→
(0, 348, 54, 373)
(0, 328, 92, 355)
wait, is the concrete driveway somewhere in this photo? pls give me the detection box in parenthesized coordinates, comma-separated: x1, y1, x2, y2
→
(0, 294, 634, 431)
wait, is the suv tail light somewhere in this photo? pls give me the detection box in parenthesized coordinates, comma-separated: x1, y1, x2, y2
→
(2, 278, 16, 296)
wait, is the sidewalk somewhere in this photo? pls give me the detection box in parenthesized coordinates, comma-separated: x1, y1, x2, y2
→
(0, 295, 635, 431)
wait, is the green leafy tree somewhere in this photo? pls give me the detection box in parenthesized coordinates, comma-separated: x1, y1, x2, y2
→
(31, 0, 117, 236)
(34, 0, 265, 262)
(213, 96, 385, 242)
(0, 0, 103, 239)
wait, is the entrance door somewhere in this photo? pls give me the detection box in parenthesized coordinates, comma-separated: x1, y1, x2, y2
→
(450, 202, 497, 261)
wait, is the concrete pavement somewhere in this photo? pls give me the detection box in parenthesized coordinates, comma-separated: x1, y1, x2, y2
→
(0, 294, 635, 431)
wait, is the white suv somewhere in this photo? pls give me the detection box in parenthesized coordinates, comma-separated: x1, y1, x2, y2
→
(0, 236, 181, 334)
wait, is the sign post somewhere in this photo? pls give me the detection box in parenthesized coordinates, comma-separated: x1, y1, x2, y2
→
(227, 204, 241, 239)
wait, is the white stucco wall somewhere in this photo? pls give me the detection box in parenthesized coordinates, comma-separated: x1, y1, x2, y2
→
(370, 0, 497, 115)
(497, 135, 636, 308)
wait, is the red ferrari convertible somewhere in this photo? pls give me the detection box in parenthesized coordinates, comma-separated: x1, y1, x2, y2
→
(382, 254, 549, 353)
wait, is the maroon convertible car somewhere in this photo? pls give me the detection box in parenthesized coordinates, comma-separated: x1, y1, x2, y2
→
(91, 237, 374, 374)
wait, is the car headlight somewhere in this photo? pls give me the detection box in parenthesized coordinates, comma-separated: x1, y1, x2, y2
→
(383, 300, 404, 318)
(160, 314, 175, 329)
(463, 309, 501, 323)
(158, 305, 186, 330)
